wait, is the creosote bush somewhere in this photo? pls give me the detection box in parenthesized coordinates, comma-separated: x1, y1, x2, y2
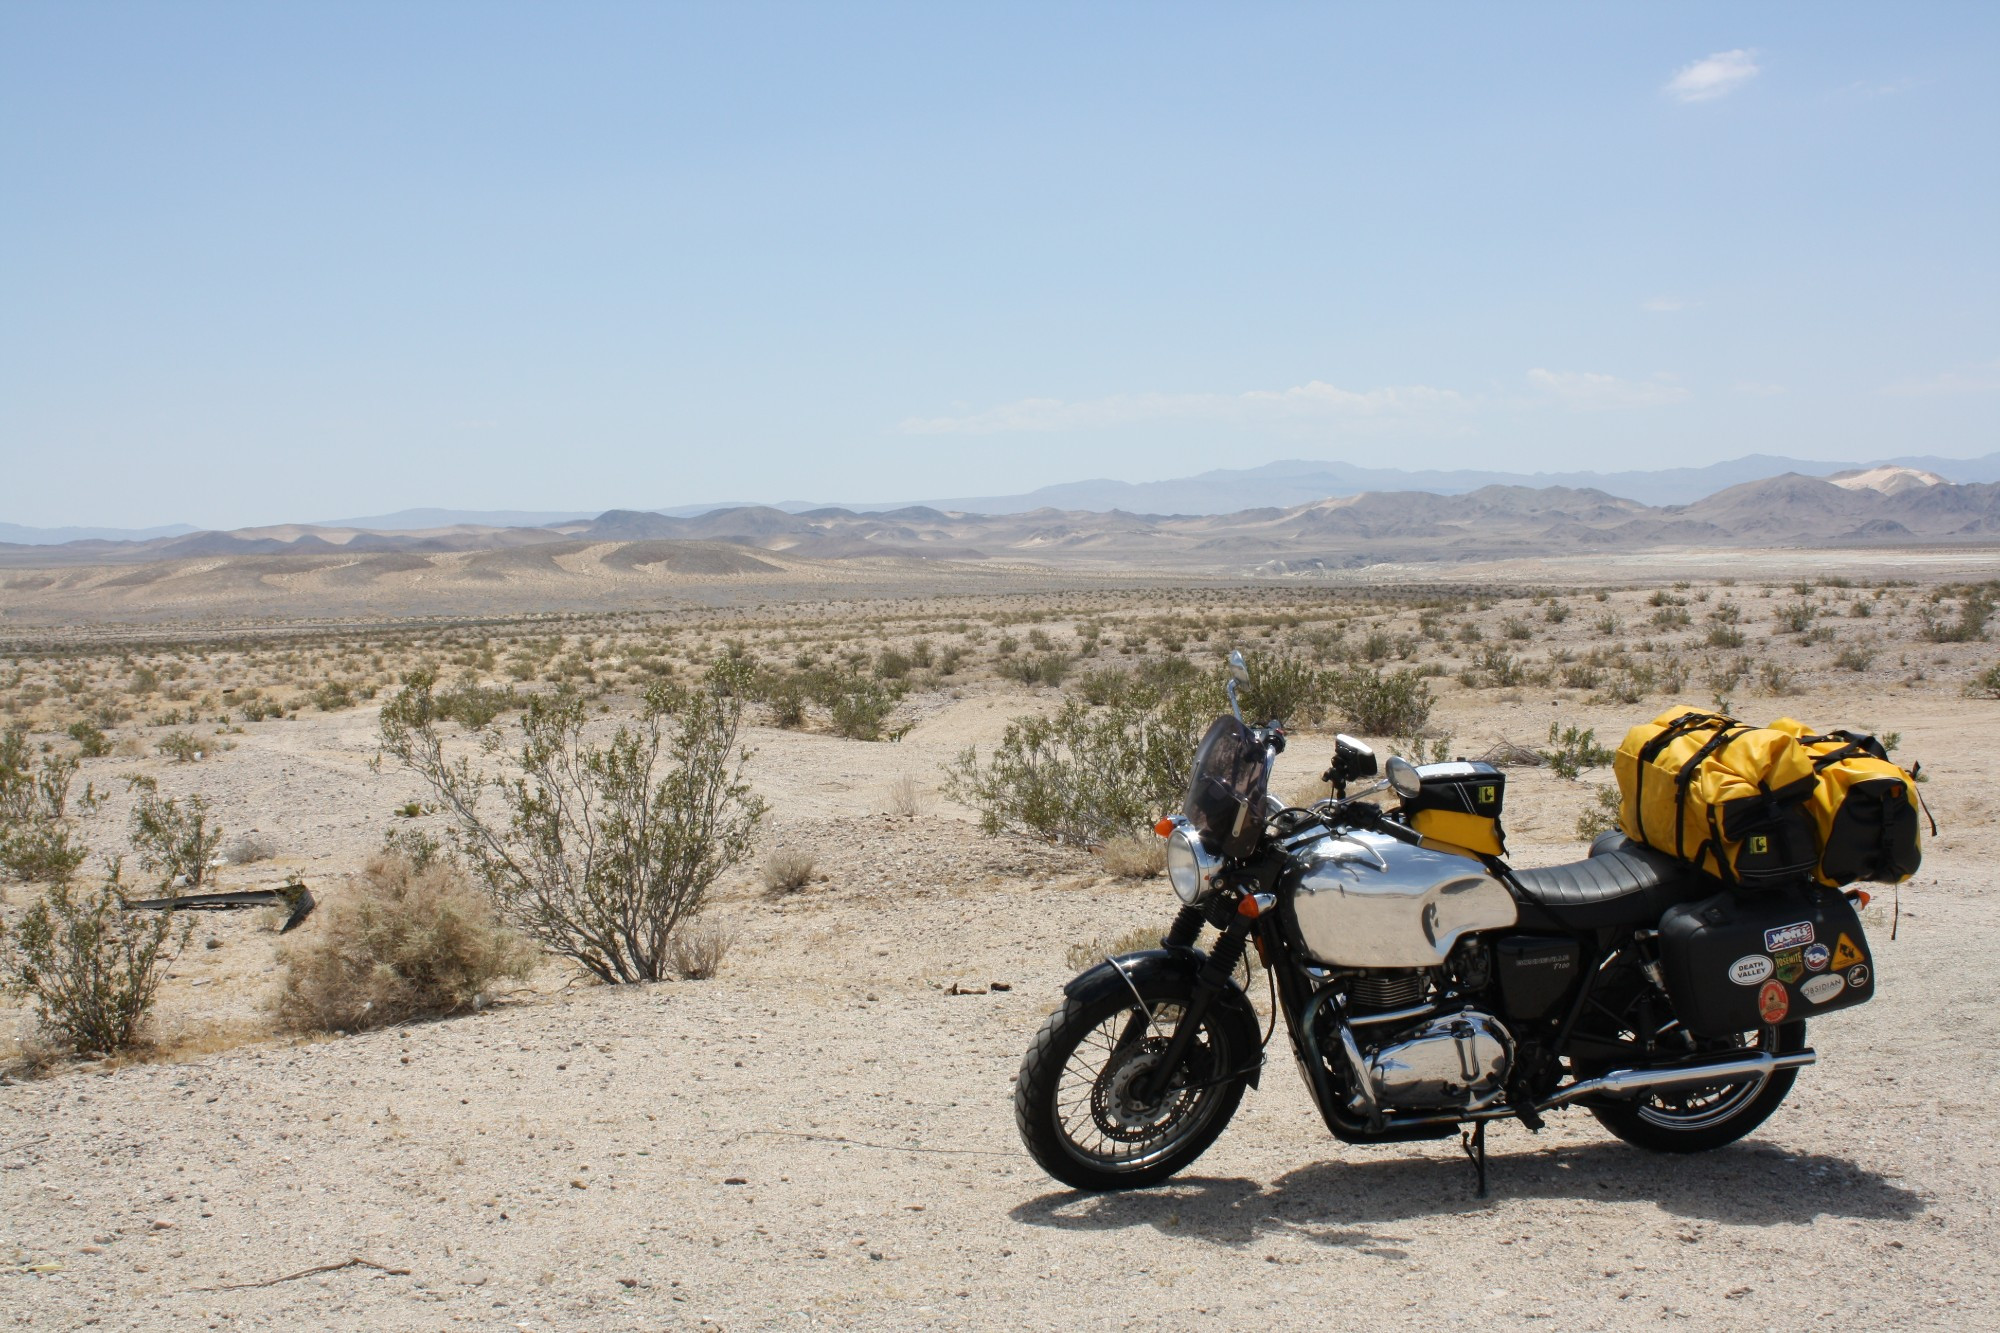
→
(2, 865, 187, 1056)
(379, 663, 766, 983)
(945, 681, 1209, 846)
(1, 730, 101, 884)
(273, 853, 536, 1032)
(1329, 667, 1435, 736)
(129, 788, 223, 890)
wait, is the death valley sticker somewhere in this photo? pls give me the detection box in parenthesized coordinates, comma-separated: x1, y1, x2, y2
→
(1801, 974, 1847, 1005)
(1729, 955, 1774, 985)
(1830, 934, 1867, 970)
(1757, 980, 1791, 1024)
(1765, 921, 1815, 952)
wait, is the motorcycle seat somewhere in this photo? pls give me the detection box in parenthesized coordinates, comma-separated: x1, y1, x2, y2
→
(1507, 833, 1703, 929)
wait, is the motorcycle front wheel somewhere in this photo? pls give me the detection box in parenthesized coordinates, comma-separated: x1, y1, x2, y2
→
(1014, 974, 1247, 1191)
(1591, 1019, 1808, 1153)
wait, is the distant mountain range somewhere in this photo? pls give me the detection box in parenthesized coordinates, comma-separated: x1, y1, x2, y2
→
(6, 466, 2000, 580)
(9, 451, 2000, 546)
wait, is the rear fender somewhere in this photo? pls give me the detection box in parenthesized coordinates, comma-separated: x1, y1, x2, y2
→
(1063, 948, 1263, 1088)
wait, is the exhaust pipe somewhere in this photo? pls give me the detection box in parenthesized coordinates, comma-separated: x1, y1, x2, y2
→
(1537, 1048, 1816, 1112)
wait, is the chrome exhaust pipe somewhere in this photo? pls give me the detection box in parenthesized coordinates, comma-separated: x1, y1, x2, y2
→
(1537, 1048, 1816, 1112)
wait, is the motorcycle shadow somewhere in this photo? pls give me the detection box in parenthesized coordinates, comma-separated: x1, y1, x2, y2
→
(1010, 1138, 1923, 1248)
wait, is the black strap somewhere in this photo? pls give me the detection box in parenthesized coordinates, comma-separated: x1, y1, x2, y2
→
(1910, 761, 1940, 837)
(1671, 724, 1744, 859)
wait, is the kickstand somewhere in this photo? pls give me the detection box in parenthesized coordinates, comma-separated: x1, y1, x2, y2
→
(1461, 1121, 1489, 1199)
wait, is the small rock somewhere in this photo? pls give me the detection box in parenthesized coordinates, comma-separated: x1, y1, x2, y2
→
(617, 1277, 638, 1289)
(570, 1179, 588, 1190)
(990, 982, 1012, 992)
(723, 1177, 747, 1186)
(150, 1220, 173, 1231)
(204, 938, 222, 950)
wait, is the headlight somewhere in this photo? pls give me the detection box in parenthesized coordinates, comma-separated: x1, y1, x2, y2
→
(1165, 824, 1222, 905)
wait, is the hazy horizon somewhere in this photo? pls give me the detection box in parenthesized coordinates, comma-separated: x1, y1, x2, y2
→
(5, 4, 1997, 529)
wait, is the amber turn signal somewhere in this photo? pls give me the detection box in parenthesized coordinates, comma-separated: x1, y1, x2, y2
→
(1154, 817, 1176, 838)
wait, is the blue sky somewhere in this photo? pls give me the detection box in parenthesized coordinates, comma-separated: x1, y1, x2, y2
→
(3, 3, 1996, 529)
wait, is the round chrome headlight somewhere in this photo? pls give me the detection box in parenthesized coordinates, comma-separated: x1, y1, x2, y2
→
(1165, 825, 1221, 905)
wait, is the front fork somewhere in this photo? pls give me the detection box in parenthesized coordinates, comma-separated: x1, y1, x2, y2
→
(1131, 906, 1255, 1103)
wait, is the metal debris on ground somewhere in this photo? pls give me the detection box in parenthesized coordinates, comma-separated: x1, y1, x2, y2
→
(123, 880, 317, 933)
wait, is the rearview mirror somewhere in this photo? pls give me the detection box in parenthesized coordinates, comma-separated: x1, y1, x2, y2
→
(1226, 649, 1250, 684)
(1385, 755, 1423, 800)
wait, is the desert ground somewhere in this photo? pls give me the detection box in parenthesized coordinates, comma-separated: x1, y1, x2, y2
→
(4, 556, 2000, 1328)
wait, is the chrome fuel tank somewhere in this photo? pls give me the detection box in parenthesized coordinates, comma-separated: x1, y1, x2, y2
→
(1288, 828, 1518, 968)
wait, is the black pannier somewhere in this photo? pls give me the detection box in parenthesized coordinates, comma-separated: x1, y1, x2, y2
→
(1658, 885, 1875, 1038)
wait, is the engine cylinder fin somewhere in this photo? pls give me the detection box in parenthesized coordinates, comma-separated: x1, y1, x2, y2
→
(1347, 971, 1428, 1014)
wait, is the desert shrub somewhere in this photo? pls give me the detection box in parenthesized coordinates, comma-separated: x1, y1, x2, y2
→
(998, 652, 1072, 688)
(221, 831, 276, 865)
(1544, 601, 1571, 624)
(382, 824, 449, 870)
(1774, 600, 1817, 634)
(875, 649, 912, 681)
(1, 732, 101, 884)
(1593, 615, 1621, 637)
(1835, 646, 1876, 673)
(1706, 625, 1746, 649)
(665, 919, 732, 980)
(66, 721, 112, 758)
(1544, 723, 1613, 781)
(1075, 667, 1133, 707)
(436, 681, 520, 728)
(1472, 646, 1525, 688)
(886, 772, 927, 817)
(2, 866, 187, 1055)
(156, 730, 203, 763)
(1920, 593, 1991, 643)
(272, 853, 535, 1032)
(944, 684, 1210, 846)
(1330, 667, 1434, 736)
(312, 679, 356, 711)
(1098, 833, 1167, 879)
(1236, 651, 1329, 726)
(761, 846, 816, 893)
(1650, 606, 1691, 630)
(129, 790, 223, 890)
(379, 664, 766, 984)
(826, 678, 897, 740)
(1969, 663, 2000, 699)
(1757, 660, 1798, 695)
(1560, 663, 1603, 690)
(1502, 617, 1534, 641)
(1575, 784, 1624, 841)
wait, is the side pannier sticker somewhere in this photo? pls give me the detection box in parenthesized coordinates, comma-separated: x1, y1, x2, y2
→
(1729, 955, 1774, 985)
(1846, 963, 1871, 989)
(1801, 974, 1846, 1005)
(1757, 980, 1790, 1024)
(1773, 948, 1805, 985)
(1765, 922, 1815, 952)
(1830, 934, 1867, 969)
(1803, 944, 1830, 973)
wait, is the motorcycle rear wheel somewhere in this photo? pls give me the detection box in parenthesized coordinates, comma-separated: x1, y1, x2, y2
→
(1014, 976, 1247, 1191)
(1591, 1019, 1807, 1153)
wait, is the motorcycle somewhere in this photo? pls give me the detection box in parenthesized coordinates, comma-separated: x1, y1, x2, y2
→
(1015, 652, 1875, 1194)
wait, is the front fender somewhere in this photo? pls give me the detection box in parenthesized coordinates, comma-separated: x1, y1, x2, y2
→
(1063, 947, 1263, 1088)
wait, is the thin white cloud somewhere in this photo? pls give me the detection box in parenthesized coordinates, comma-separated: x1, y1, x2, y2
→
(1665, 49, 1760, 103)
(1881, 357, 2000, 397)
(899, 380, 1468, 435)
(1733, 381, 1787, 398)
(1642, 296, 1699, 313)
(1528, 368, 1689, 410)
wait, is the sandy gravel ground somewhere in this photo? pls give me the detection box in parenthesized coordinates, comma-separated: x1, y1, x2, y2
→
(4, 675, 1999, 1328)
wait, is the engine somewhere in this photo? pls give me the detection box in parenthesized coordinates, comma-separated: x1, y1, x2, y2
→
(1337, 957, 1513, 1112)
(1364, 1010, 1512, 1111)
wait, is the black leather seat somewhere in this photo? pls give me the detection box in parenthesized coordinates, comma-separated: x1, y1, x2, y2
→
(1507, 833, 1704, 929)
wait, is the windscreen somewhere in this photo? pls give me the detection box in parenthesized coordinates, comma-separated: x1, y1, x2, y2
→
(1182, 715, 1271, 853)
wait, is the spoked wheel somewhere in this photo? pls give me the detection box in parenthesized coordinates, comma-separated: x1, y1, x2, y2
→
(1014, 977, 1247, 1191)
(1592, 1020, 1807, 1153)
